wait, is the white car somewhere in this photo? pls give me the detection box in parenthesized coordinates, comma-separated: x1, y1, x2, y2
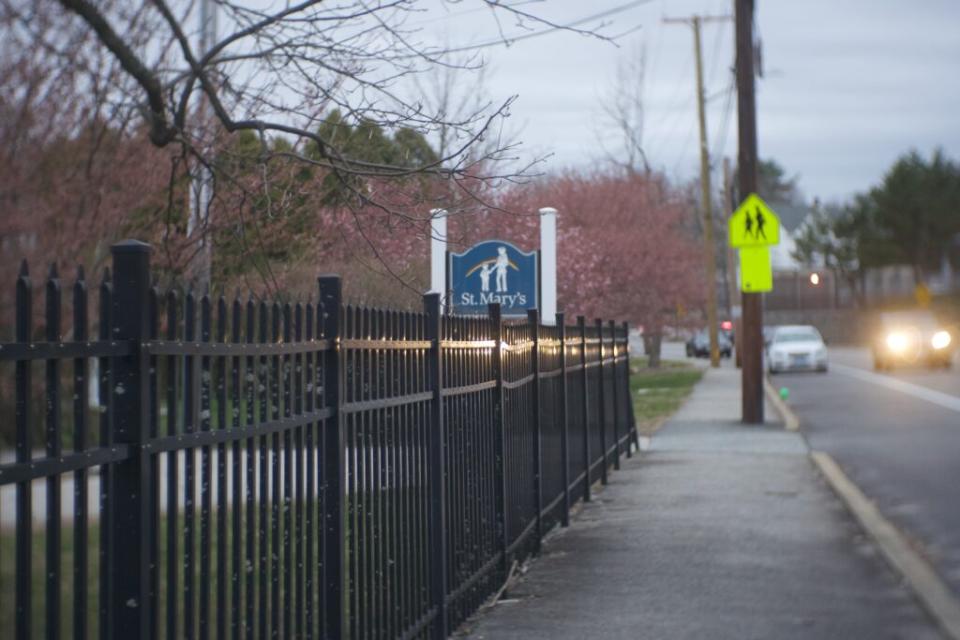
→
(766, 325, 828, 374)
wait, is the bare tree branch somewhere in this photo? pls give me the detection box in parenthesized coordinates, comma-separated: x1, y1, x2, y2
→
(57, 0, 176, 145)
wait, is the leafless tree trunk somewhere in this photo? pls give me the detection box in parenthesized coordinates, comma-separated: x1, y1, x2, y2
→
(646, 328, 663, 369)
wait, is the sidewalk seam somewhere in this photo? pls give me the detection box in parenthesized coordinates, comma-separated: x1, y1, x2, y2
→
(811, 451, 960, 640)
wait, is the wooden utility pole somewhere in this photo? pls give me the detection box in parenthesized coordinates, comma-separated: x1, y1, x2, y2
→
(736, 0, 764, 422)
(663, 14, 730, 368)
(722, 157, 742, 367)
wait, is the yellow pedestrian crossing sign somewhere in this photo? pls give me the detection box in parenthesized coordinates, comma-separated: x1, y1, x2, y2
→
(729, 193, 780, 248)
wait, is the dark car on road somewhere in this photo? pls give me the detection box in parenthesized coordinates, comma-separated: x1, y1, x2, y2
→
(686, 330, 732, 359)
(872, 310, 954, 371)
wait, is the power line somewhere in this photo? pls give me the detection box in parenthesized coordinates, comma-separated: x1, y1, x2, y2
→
(711, 82, 734, 164)
(645, 46, 695, 163)
(424, 0, 654, 57)
(704, 4, 728, 90)
(408, 0, 543, 27)
(670, 120, 696, 176)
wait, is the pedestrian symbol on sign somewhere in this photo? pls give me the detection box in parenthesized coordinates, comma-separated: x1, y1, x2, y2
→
(448, 240, 538, 316)
(755, 207, 767, 240)
(728, 194, 780, 248)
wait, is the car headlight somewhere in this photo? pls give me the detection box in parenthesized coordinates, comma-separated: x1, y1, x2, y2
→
(816, 347, 828, 358)
(932, 331, 951, 350)
(886, 332, 908, 353)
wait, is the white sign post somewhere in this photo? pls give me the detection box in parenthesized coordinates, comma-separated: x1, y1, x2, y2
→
(430, 208, 447, 300)
(539, 207, 558, 325)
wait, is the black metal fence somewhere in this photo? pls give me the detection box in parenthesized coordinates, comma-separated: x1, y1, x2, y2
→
(0, 240, 636, 640)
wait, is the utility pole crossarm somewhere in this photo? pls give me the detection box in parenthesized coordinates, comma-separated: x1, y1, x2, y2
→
(661, 14, 732, 26)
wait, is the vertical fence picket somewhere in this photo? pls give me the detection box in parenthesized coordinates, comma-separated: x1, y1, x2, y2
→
(184, 286, 197, 640)
(257, 299, 269, 640)
(73, 267, 90, 640)
(623, 322, 636, 457)
(294, 302, 305, 640)
(199, 291, 212, 640)
(557, 313, 570, 527)
(369, 308, 379, 639)
(216, 296, 228, 640)
(577, 316, 590, 503)
(595, 319, 608, 486)
(148, 281, 160, 638)
(44, 265, 62, 640)
(99, 267, 114, 640)
(424, 293, 448, 639)
(15, 261, 33, 640)
(609, 320, 621, 471)
(303, 301, 316, 639)
(318, 276, 344, 639)
(282, 303, 294, 637)
(488, 303, 509, 581)
(385, 310, 396, 638)
(527, 309, 542, 552)
(230, 296, 242, 640)
(241, 296, 256, 640)
(270, 302, 281, 636)
(165, 289, 179, 640)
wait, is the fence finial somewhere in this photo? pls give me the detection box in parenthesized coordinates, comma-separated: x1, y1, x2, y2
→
(19, 258, 28, 277)
(48, 263, 59, 279)
(77, 265, 85, 282)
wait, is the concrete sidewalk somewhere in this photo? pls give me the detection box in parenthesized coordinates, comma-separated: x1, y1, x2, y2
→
(463, 366, 944, 639)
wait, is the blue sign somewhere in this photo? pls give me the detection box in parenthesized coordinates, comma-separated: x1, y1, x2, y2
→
(449, 240, 538, 316)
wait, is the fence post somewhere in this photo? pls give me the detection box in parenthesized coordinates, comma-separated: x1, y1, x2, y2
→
(623, 321, 635, 458)
(424, 292, 449, 639)
(557, 313, 570, 527)
(489, 303, 510, 578)
(318, 275, 345, 639)
(527, 308, 543, 552)
(609, 320, 621, 471)
(596, 318, 608, 485)
(578, 316, 590, 503)
(108, 240, 153, 638)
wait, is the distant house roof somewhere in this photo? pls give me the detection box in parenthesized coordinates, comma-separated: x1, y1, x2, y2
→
(769, 201, 812, 233)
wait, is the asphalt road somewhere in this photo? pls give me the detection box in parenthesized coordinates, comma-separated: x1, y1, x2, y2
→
(773, 346, 960, 596)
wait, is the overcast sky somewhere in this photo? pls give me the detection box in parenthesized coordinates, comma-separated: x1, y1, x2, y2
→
(423, 0, 960, 203)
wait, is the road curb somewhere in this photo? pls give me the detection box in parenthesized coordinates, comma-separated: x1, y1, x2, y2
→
(763, 374, 800, 431)
(811, 451, 960, 640)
